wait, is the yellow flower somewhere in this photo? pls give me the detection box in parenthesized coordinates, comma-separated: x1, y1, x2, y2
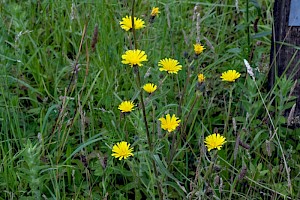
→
(111, 141, 134, 160)
(159, 114, 181, 132)
(193, 43, 205, 55)
(220, 70, 241, 82)
(118, 101, 135, 113)
(158, 58, 182, 74)
(120, 15, 145, 31)
(151, 7, 160, 17)
(198, 73, 205, 83)
(143, 83, 157, 93)
(204, 133, 226, 151)
(122, 49, 148, 67)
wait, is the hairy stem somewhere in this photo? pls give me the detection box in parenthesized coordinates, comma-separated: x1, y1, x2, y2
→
(224, 85, 234, 134)
(131, 1, 163, 199)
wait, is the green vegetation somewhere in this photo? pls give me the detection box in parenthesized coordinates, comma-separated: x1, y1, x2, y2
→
(1, 0, 299, 199)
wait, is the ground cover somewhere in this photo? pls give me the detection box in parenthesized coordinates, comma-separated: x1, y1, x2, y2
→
(0, 0, 299, 199)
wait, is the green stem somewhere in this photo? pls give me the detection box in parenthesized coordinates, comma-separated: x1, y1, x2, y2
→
(203, 159, 214, 182)
(177, 60, 194, 116)
(203, 151, 217, 187)
(246, 0, 250, 57)
(131, 0, 137, 49)
(181, 94, 200, 137)
(142, 75, 168, 108)
(224, 85, 234, 134)
(253, 80, 292, 192)
(167, 130, 177, 165)
(135, 68, 152, 151)
(131, 1, 163, 199)
(169, 60, 194, 164)
(169, 94, 200, 165)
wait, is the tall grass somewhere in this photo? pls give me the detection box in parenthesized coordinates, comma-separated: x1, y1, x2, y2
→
(0, 0, 299, 199)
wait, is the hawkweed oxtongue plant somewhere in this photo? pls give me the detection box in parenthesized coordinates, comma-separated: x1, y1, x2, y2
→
(111, 141, 134, 160)
(179, 74, 206, 143)
(149, 7, 160, 23)
(172, 17, 207, 164)
(157, 58, 184, 165)
(189, 132, 226, 199)
(19, 140, 47, 200)
(220, 69, 241, 134)
(168, 18, 207, 172)
(119, 1, 163, 199)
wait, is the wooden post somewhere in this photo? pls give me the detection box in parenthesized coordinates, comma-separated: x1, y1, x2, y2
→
(269, 0, 300, 127)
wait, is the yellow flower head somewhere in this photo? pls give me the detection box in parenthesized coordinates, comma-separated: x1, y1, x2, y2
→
(122, 49, 148, 67)
(143, 83, 157, 94)
(118, 101, 135, 113)
(111, 141, 134, 160)
(193, 43, 205, 55)
(120, 15, 145, 31)
(204, 133, 226, 151)
(159, 114, 181, 132)
(220, 70, 241, 82)
(158, 58, 182, 74)
(151, 7, 160, 17)
(198, 73, 205, 83)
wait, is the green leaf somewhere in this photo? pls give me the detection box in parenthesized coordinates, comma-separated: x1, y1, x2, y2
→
(121, 182, 136, 191)
(227, 48, 241, 54)
(278, 116, 286, 124)
(153, 154, 177, 181)
(163, 181, 186, 198)
(63, 131, 106, 164)
(252, 31, 272, 39)
(259, 170, 269, 177)
(153, 155, 186, 195)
